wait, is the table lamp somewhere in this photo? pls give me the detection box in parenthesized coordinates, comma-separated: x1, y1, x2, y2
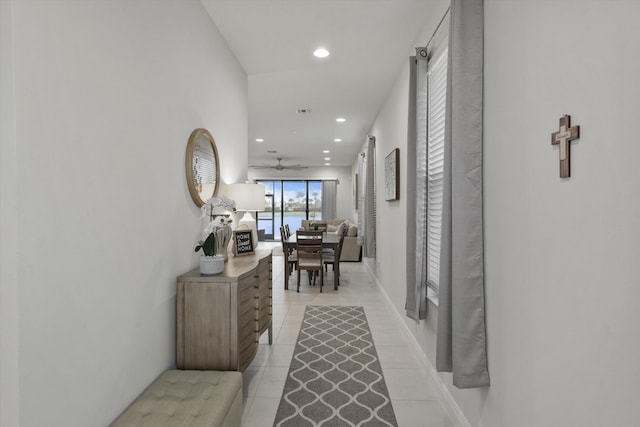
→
(227, 183, 266, 246)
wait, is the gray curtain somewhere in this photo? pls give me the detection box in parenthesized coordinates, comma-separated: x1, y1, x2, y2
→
(435, 0, 489, 389)
(321, 180, 337, 219)
(357, 154, 365, 247)
(358, 138, 376, 258)
(405, 55, 428, 321)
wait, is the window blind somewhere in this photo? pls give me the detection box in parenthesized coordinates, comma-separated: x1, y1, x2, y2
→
(426, 46, 448, 291)
(194, 147, 216, 184)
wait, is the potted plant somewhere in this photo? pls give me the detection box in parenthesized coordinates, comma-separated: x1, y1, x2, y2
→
(195, 232, 225, 275)
(201, 196, 236, 262)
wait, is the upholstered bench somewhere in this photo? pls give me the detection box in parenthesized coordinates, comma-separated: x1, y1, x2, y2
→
(110, 370, 242, 427)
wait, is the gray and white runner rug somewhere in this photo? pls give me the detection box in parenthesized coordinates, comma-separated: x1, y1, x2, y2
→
(273, 305, 397, 426)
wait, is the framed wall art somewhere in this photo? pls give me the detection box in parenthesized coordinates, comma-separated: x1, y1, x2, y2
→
(384, 148, 399, 201)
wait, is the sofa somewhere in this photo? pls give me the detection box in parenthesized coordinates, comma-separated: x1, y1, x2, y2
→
(300, 219, 361, 262)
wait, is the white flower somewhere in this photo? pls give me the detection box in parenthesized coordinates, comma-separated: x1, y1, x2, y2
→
(196, 196, 236, 256)
(200, 196, 236, 219)
(204, 217, 232, 232)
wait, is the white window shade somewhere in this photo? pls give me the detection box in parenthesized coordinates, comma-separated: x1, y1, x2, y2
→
(426, 46, 447, 291)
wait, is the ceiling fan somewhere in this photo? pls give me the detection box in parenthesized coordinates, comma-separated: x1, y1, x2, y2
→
(250, 157, 308, 171)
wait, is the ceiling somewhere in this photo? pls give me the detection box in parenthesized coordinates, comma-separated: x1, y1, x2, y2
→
(202, 0, 438, 169)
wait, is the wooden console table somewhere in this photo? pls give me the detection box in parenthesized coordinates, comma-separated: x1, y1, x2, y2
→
(176, 250, 272, 372)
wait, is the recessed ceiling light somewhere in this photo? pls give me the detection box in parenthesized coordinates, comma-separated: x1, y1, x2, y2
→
(334, 138, 342, 142)
(313, 48, 330, 58)
(336, 117, 346, 123)
(255, 138, 264, 142)
(322, 150, 330, 153)
(324, 157, 331, 161)
(325, 163, 331, 166)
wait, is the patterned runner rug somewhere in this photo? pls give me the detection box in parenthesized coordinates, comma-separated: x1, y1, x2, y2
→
(273, 305, 398, 426)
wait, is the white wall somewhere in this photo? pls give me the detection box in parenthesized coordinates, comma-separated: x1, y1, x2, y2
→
(0, 1, 20, 426)
(248, 166, 354, 221)
(366, 74, 409, 301)
(3, 1, 248, 426)
(482, 1, 640, 425)
(366, 1, 640, 426)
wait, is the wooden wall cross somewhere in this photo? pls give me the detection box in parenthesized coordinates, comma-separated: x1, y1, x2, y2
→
(551, 115, 580, 178)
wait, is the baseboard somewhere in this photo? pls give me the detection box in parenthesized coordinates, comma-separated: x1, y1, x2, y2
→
(363, 261, 471, 427)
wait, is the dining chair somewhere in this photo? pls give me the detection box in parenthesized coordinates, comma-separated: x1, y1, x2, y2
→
(284, 224, 291, 239)
(322, 223, 347, 257)
(296, 231, 324, 293)
(280, 226, 297, 276)
(323, 226, 347, 290)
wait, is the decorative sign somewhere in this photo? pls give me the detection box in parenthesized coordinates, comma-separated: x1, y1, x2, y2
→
(551, 115, 580, 178)
(384, 148, 399, 201)
(232, 229, 254, 256)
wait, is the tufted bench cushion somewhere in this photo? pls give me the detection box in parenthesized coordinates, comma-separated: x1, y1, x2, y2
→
(110, 370, 242, 427)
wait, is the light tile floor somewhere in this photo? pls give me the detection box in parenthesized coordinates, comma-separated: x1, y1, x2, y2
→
(241, 244, 458, 427)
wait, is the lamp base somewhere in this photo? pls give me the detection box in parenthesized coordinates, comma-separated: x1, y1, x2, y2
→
(237, 211, 258, 247)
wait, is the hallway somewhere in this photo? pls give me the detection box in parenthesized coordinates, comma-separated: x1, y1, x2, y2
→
(241, 249, 459, 426)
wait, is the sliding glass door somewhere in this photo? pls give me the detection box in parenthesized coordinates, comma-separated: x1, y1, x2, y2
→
(282, 181, 307, 234)
(308, 181, 322, 224)
(257, 180, 322, 241)
(257, 181, 279, 240)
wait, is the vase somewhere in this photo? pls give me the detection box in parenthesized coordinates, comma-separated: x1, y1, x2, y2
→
(200, 255, 224, 275)
(214, 224, 233, 261)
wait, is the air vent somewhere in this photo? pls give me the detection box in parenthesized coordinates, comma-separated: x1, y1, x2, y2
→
(267, 150, 277, 154)
(296, 108, 311, 115)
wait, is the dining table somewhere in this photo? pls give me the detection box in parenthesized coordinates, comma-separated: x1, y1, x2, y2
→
(283, 232, 341, 290)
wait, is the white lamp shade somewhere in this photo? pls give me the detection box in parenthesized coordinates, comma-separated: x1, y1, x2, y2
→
(227, 183, 266, 212)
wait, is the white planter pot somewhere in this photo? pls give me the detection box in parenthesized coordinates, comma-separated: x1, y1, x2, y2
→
(200, 255, 224, 275)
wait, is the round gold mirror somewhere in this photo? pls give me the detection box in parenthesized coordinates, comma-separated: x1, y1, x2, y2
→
(185, 128, 220, 207)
